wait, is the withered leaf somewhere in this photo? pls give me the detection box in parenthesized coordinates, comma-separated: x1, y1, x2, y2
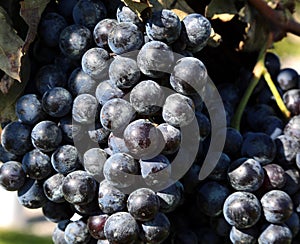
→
(205, 0, 238, 21)
(0, 6, 24, 82)
(0, 74, 15, 94)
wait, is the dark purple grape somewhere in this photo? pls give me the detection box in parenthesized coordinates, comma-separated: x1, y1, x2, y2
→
(283, 89, 300, 115)
(275, 134, 300, 165)
(15, 94, 45, 125)
(137, 40, 174, 78)
(72, 94, 98, 124)
(229, 226, 258, 244)
(228, 158, 265, 192)
(42, 201, 74, 223)
(116, 4, 143, 30)
(157, 123, 181, 155)
(31, 120, 62, 153)
(51, 145, 81, 175)
(0, 145, 19, 163)
(108, 56, 141, 89)
(277, 68, 299, 91)
(22, 149, 52, 180)
(72, 0, 107, 30)
(258, 224, 292, 243)
(1, 121, 32, 156)
(127, 188, 160, 221)
(93, 18, 118, 49)
(17, 178, 48, 209)
(98, 179, 126, 214)
(95, 80, 124, 105)
(129, 80, 164, 115)
(62, 170, 97, 205)
(68, 67, 99, 96)
(162, 93, 195, 127)
(223, 191, 261, 229)
(83, 148, 107, 182)
(0, 161, 25, 191)
(123, 119, 164, 159)
(262, 164, 286, 190)
(261, 189, 293, 224)
(103, 152, 139, 188)
(156, 181, 184, 213)
(64, 219, 91, 244)
(87, 214, 109, 240)
(43, 173, 65, 203)
(140, 155, 171, 188)
(35, 64, 67, 95)
(81, 47, 110, 81)
(108, 22, 143, 55)
(282, 167, 300, 195)
(140, 212, 170, 244)
(38, 12, 68, 47)
(196, 181, 231, 217)
(145, 9, 181, 45)
(180, 13, 211, 52)
(100, 98, 135, 133)
(104, 212, 139, 244)
(59, 24, 92, 60)
(241, 132, 276, 165)
(42, 87, 73, 118)
(170, 57, 208, 95)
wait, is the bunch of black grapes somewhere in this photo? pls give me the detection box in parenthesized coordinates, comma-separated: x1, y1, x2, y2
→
(1, 0, 300, 243)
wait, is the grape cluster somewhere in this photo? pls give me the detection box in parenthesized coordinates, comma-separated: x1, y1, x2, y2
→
(1, 0, 300, 244)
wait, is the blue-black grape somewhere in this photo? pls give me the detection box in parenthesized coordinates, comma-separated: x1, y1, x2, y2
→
(283, 89, 300, 115)
(72, 0, 107, 30)
(145, 9, 181, 45)
(35, 64, 67, 95)
(68, 67, 99, 96)
(64, 219, 91, 244)
(129, 80, 164, 115)
(108, 56, 141, 88)
(0, 145, 19, 163)
(195, 111, 211, 140)
(258, 224, 292, 244)
(72, 94, 99, 124)
(52, 220, 70, 244)
(282, 167, 300, 195)
(104, 212, 139, 244)
(127, 188, 160, 221)
(93, 18, 118, 49)
(157, 123, 181, 155)
(170, 57, 208, 95)
(246, 104, 275, 130)
(275, 134, 300, 165)
(107, 132, 130, 154)
(42, 87, 73, 118)
(73, 195, 102, 216)
(208, 153, 231, 181)
(62, 170, 97, 205)
(264, 52, 281, 80)
(223, 127, 243, 158)
(51, 145, 81, 175)
(31, 120, 62, 153)
(38, 12, 68, 47)
(108, 22, 143, 55)
(137, 40, 174, 78)
(58, 116, 83, 143)
(59, 24, 93, 60)
(98, 179, 127, 214)
(227, 158, 265, 192)
(22, 149, 52, 180)
(116, 4, 143, 30)
(81, 47, 110, 81)
(229, 226, 258, 244)
(43, 173, 65, 203)
(180, 13, 211, 52)
(15, 94, 45, 125)
(277, 68, 299, 91)
(223, 191, 261, 229)
(103, 152, 139, 188)
(95, 79, 124, 105)
(262, 163, 286, 191)
(261, 189, 293, 224)
(285, 211, 300, 237)
(140, 212, 170, 244)
(42, 201, 74, 223)
(162, 93, 195, 127)
(0, 161, 26, 191)
(1, 121, 32, 156)
(83, 148, 107, 182)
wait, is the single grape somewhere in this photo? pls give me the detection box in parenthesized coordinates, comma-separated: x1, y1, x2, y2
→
(52, 220, 70, 244)
(95, 79, 124, 105)
(208, 153, 231, 181)
(81, 47, 110, 81)
(277, 68, 299, 91)
(283, 89, 300, 115)
(0, 161, 26, 191)
(107, 132, 130, 154)
(195, 112, 211, 140)
(145, 9, 181, 45)
(58, 116, 83, 143)
(229, 226, 258, 244)
(275, 134, 300, 165)
(72, 94, 99, 124)
(42, 201, 74, 223)
(31, 120, 62, 153)
(157, 123, 181, 155)
(64, 219, 91, 244)
(87, 214, 109, 240)
(1, 121, 32, 156)
(43, 173, 65, 203)
(258, 224, 292, 244)
(0, 145, 19, 163)
(262, 163, 286, 191)
(93, 18, 118, 49)
(73, 196, 102, 216)
(264, 52, 281, 80)
(83, 148, 107, 182)
(108, 22, 143, 55)
(116, 4, 143, 30)
(62, 170, 97, 205)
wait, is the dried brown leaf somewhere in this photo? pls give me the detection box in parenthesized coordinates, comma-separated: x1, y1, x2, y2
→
(205, 0, 238, 21)
(0, 74, 15, 94)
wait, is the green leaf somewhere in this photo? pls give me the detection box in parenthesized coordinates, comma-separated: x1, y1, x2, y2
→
(0, 6, 24, 82)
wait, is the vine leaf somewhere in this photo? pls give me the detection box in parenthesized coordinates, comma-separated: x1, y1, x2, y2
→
(0, 6, 24, 82)
(20, 0, 51, 53)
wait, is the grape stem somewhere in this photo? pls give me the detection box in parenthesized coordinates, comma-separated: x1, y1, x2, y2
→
(231, 34, 290, 131)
